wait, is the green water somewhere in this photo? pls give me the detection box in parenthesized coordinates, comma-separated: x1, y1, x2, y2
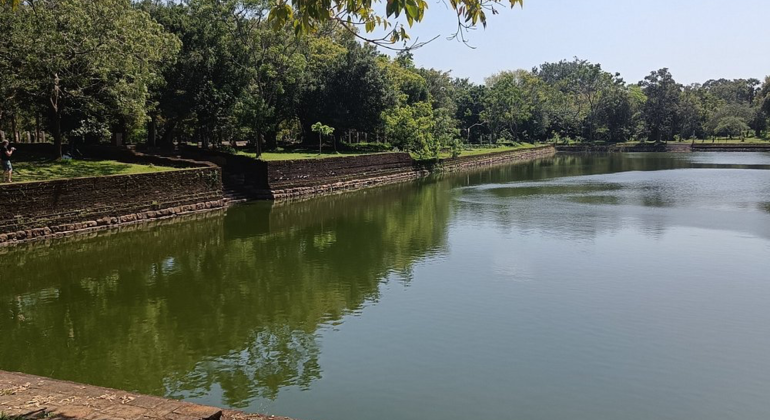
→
(2, 152, 770, 420)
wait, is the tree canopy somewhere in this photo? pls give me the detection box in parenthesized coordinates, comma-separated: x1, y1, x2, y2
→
(0, 1, 768, 160)
(267, 0, 524, 47)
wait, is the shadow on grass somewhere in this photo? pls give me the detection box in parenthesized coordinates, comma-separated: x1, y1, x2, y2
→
(10, 158, 166, 183)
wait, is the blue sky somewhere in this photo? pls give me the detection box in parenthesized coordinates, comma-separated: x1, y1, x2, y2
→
(390, 0, 770, 85)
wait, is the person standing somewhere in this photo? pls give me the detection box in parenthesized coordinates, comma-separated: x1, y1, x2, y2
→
(1, 140, 15, 183)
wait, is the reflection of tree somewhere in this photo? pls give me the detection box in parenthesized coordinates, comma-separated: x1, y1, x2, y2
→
(166, 327, 322, 406)
(0, 178, 451, 408)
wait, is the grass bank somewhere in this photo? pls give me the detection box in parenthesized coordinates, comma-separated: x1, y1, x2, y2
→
(455, 143, 536, 157)
(567, 137, 770, 147)
(238, 150, 389, 161)
(229, 142, 540, 162)
(431, 143, 536, 160)
(8, 159, 175, 183)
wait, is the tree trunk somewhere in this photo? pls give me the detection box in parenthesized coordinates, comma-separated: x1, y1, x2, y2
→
(112, 119, 127, 146)
(147, 115, 157, 148)
(11, 114, 19, 143)
(50, 73, 63, 157)
(301, 122, 314, 145)
(35, 113, 42, 143)
(254, 133, 263, 158)
(160, 120, 177, 149)
(265, 130, 277, 150)
(202, 127, 210, 150)
(48, 103, 63, 158)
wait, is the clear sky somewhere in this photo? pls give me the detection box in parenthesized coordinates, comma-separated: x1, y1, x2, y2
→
(393, 0, 770, 85)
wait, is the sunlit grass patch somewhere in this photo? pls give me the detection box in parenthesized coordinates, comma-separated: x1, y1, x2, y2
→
(434, 143, 536, 159)
(237, 150, 389, 161)
(8, 159, 175, 183)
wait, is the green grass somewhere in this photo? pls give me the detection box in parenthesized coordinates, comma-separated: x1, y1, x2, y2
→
(233, 143, 539, 162)
(457, 143, 535, 157)
(237, 150, 387, 161)
(8, 159, 175, 183)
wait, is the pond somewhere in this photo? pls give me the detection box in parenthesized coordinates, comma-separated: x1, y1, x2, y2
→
(2, 152, 770, 420)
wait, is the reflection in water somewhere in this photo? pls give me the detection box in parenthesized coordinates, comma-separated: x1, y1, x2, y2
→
(455, 155, 770, 243)
(0, 180, 451, 407)
(2, 152, 770, 420)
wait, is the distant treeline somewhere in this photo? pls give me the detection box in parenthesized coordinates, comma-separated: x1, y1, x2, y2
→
(1, 0, 769, 158)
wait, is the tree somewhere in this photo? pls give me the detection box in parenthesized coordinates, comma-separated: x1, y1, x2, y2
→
(383, 101, 438, 157)
(483, 70, 546, 143)
(678, 85, 707, 140)
(761, 77, 770, 116)
(453, 79, 489, 143)
(714, 116, 750, 139)
(417, 68, 456, 114)
(139, 0, 253, 149)
(640, 68, 682, 142)
(534, 58, 626, 142)
(298, 36, 393, 143)
(702, 78, 760, 105)
(382, 54, 429, 106)
(311, 122, 334, 154)
(749, 104, 767, 138)
(597, 83, 634, 143)
(706, 103, 753, 139)
(228, 3, 308, 153)
(757, 77, 770, 138)
(266, 0, 524, 48)
(1, 0, 179, 156)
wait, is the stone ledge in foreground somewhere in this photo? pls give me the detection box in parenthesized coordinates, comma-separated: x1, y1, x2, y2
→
(0, 371, 293, 420)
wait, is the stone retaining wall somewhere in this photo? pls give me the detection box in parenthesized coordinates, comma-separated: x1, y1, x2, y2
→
(555, 143, 669, 153)
(556, 142, 770, 153)
(0, 163, 223, 247)
(269, 166, 428, 200)
(268, 146, 556, 200)
(173, 146, 558, 200)
(439, 145, 557, 172)
(691, 143, 770, 152)
(267, 152, 414, 187)
(177, 147, 270, 194)
(266, 152, 419, 199)
(0, 145, 555, 244)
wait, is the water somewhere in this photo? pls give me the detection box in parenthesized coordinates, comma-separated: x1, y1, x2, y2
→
(2, 152, 770, 420)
